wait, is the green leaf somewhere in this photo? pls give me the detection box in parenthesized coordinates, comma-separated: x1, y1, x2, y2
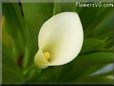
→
(75, 52, 114, 68)
(21, 3, 54, 68)
(75, 74, 114, 84)
(23, 64, 42, 83)
(2, 3, 25, 60)
(59, 52, 114, 81)
(74, 64, 113, 81)
(81, 38, 105, 54)
(53, 1, 76, 15)
(2, 45, 24, 84)
(79, 7, 113, 38)
(91, 10, 114, 39)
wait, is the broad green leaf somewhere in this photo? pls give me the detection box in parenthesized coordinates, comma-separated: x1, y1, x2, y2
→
(74, 52, 114, 68)
(74, 64, 114, 82)
(59, 52, 114, 81)
(2, 3, 25, 61)
(81, 38, 105, 54)
(91, 10, 114, 39)
(53, 1, 76, 15)
(2, 3, 24, 49)
(2, 45, 24, 84)
(21, 3, 54, 68)
(75, 74, 114, 84)
(79, 7, 113, 38)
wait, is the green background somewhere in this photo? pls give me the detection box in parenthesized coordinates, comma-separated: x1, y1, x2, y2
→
(2, 1, 114, 84)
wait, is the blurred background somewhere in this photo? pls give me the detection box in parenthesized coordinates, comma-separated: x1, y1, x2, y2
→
(1, 1, 114, 84)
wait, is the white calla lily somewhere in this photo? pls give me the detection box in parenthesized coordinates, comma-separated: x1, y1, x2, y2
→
(34, 12, 84, 69)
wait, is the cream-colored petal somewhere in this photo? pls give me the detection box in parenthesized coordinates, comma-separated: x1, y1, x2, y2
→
(37, 12, 83, 66)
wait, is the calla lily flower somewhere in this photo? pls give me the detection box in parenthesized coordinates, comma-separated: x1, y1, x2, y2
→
(34, 12, 83, 69)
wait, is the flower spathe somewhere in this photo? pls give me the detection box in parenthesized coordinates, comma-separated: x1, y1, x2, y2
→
(34, 12, 84, 69)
